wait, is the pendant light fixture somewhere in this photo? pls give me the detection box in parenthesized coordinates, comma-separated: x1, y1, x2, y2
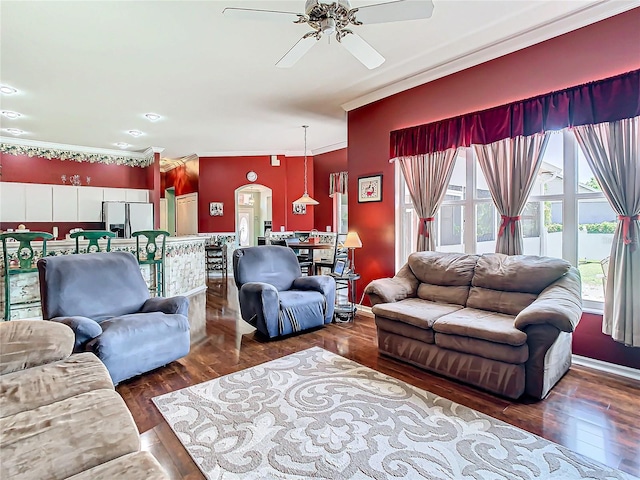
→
(293, 125, 319, 206)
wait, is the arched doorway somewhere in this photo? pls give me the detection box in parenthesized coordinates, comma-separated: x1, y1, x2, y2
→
(235, 184, 272, 247)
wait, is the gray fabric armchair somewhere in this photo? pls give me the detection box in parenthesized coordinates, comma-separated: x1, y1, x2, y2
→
(37, 251, 190, 384)
(233, 246, 335, 338)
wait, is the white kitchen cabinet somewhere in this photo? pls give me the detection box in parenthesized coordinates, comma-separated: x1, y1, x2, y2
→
(77, 186, 104, 222)
(52, 185, 79, 222)
(25, 184, 53, 222)
(0, 182, 26, 223)
(125, 189, 149, 203)
(103, 188, 127, 202)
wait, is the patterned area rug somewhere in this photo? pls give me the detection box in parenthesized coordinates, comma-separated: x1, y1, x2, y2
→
(153, 347, 633, 480)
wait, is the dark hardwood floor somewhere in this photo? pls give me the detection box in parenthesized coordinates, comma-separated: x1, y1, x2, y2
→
(117, 277, 640, 479)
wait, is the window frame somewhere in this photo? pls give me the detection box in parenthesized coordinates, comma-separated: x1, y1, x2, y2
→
(395, 130, 608, 312)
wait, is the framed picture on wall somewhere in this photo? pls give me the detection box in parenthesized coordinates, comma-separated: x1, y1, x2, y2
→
(293, 203, 307, 215)
(209, 202, 224, 216)
(358, 174, 382, 202)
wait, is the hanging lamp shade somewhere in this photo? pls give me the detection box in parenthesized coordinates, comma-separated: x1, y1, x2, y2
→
(293, 125, 319, 206)
(293, 192, 319, 205)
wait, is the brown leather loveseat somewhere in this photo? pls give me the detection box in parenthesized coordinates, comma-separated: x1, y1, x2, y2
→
(365, 251, 582, 400)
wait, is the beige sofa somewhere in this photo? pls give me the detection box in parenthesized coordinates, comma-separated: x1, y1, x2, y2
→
(0, 320, 168, 480)
(365, 252, 582, 400)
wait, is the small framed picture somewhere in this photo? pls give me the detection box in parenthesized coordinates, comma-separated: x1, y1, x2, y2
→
(333, 258, 346, 276)
(209, 202, 224, 216)
(293, 203, 307, 215)
(358, 174, 382, 203)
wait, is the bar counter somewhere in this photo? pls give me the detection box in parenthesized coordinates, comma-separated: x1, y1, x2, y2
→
(0, 235, 207, 343)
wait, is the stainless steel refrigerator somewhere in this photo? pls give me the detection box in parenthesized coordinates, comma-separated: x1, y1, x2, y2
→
(102, 202, 154, 238)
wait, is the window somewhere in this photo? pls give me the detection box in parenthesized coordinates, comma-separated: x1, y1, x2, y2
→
(333, 192, 348, 233)
(396, 130, 610, 309)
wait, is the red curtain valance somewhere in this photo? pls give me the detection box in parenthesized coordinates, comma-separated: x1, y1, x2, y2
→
(390, 69, 640, 158)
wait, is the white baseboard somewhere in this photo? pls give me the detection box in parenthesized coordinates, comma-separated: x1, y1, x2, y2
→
(356, 305, 374, 318)
(572, 355, 640, 382)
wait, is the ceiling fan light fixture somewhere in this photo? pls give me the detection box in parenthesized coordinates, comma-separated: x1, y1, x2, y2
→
(321, 17, 336, 35)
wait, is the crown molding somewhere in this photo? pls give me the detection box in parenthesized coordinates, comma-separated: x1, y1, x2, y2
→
(0, 136, 154, 167)
(196, 150, 296, 158)
(195, 143, 347, 158)
(341, 1, 638, 112)
(160, 153, 199, 172)
(312, 141, 348, 155)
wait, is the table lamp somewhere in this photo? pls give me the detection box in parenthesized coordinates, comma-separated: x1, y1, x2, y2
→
(343, 231, 362, 273)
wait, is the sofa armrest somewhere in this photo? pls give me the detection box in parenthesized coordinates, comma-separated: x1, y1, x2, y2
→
(50, 316, 103, 352)
(0, 320, 74, 375)
(292, 275, 336, 324)
(239, 282, 280, 337)
(364, 263, 419, 306)
(140, 296, 190, 317)
(514, 267, 582, 333)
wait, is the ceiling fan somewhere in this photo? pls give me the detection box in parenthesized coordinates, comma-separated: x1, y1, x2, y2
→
(223, 0, 435, 69)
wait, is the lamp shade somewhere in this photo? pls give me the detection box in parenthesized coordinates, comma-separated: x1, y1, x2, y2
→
(293, 193, 319, 205)
(343, 231, 362, 248)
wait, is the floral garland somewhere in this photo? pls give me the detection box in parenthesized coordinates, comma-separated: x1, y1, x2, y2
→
(0, 142, 154, 168)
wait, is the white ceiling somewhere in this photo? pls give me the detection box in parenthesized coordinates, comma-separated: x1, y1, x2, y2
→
(0, 1, 635, 160)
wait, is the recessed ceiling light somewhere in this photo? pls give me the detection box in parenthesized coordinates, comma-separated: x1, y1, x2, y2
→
(115, 142, 130, 149)
(128, 130, 143, 137)
(1, 110, 22, 119)
(144, 113, 161, 121)
(0, 85, 18, 95)
(4, 128, 25, 135)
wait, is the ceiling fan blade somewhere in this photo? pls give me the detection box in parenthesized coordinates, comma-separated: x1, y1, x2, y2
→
(353, 0, 434, 25)
(222, 7, 302, 23)
(338, 32, 385, 69)
(276, 34, 319, 68)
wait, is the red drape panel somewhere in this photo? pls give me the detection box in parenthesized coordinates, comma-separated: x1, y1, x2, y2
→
(390, 69, 640, 158)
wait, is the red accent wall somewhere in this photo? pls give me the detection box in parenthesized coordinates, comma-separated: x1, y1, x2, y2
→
(0, 153, 149, 189)
(162, 163, 199, 197)
(573, 313, 640, 369)
(198, 155, 315, 234)
(348, 9, 640, 365)
(313, 148, 348, 232)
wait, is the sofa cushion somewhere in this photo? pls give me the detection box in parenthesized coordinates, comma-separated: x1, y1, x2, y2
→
(467, 287, 538, 316)
(417, 283, 470, 306)
(435, 333, 529, 364)
(0, 389, 140, 480)
(0, 352, 113, 418)
(372, 298, 463, 330)
(0, 320, 73, 375)
(375, 316, 435, 344)
(65, 451, 168, 480)
(408, 251, 478, 286)
(433, 308, 526, 346)
(472, 253, 571, 294)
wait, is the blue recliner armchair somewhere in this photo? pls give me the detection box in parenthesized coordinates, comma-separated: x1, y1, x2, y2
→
(233, 246, 335, 338)
(37, 251, 190, 384)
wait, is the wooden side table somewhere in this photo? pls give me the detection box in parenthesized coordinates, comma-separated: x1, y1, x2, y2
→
(330, 272, 360, 322)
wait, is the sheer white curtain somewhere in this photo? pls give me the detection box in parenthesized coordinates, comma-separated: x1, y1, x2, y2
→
(574, 116, 639, 346)
(397, 148, 459, 251)
(474, 133, 550, 255)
